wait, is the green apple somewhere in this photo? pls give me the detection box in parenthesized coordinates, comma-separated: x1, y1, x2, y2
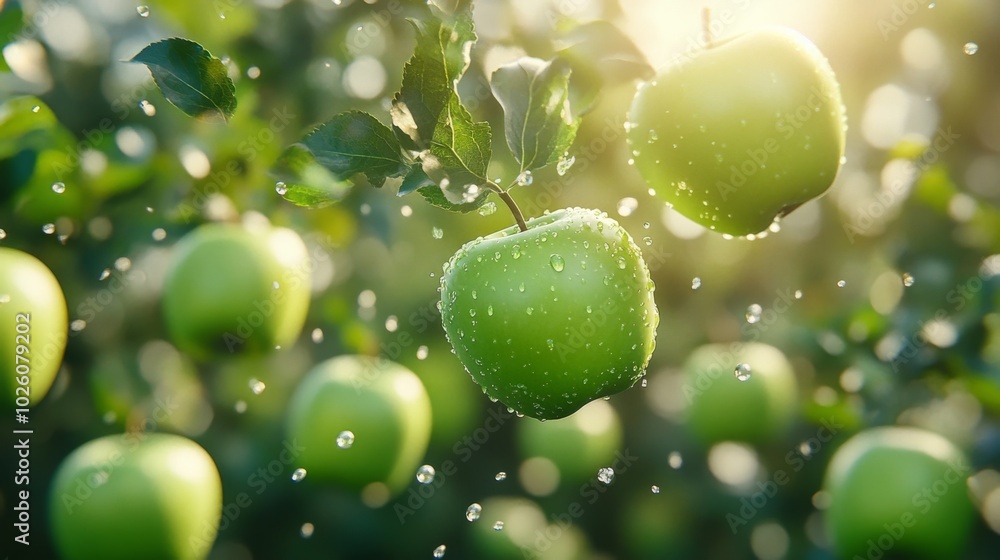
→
(0, 247, 67, 407)
(516, 399, 622, 483)
(440, 207, 658, 420)
(629, 26, 846, 236)
(162, 221, 311, 359)
(285, 355, 432, 496)
(682, 342, 797, 444)
(49, 433, 222, 560)
(824, 426, 975, 559)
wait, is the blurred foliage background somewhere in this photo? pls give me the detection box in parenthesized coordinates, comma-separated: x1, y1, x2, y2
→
(2, 0, 1000, 558)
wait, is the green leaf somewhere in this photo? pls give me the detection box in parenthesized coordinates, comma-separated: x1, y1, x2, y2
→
(398, 165, 434, 197)
(0, 97, 73, 159)
(301, 111, 408, 188)
(390, 2, 476, 149)
(423, 93, 492, 210)
(0, 6, 24, 72)
(271, 145, 351, 209)
(490, 57, 578, 174)
(129, 37, 237, 121)
(555, 21, 654, 115)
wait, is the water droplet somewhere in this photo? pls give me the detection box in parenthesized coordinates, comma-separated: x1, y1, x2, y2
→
(0, 229, 6, 240)
(556, 154, 576, 176)
(642, 236, 652, 246)
(433, 544, 446, 558)
(734, 363, 752, 382)
(136, 5, 150, 17)
(291, 468, 307, 482)
(691, 277, 702, 290)
(416, 465, 436, 484)
(478, 201, 497, 216)
(495, 471, 507, 481)
(516, 170, 533, 186)
(432, 227, 443, 239)
(416, 345, 429, 360)
(518, 283, 525, 293)
(526, 307, 534, 315)
(745, 304, 762, 324)
(546, 339, 555, 350)
(275, 181, 288, 195)
(336, 430, 355, 449)
(617, 197, 638, 217)
(0, 294, 10, 304)
(902, 273, 914, 287)
(640, 377, 648, 388)
(616, 257, 627, 270)
(668, 451, 683, 469)
(139, 99, 156, 116)
(964, 42, 979, 55)
(651, 485, 661, 494)
(300, 523, 314, 538)
(311, 328, 324, 343)
(52, 181, 65, 194)
(597, 467, 615, 485)
(486, 305, 493, 316)
(512, 244, 521, 259)
(152, 228, 166, 241)
(70, 319, 86, 332)
(643, 221, 650, 229)
(42, 223, 55, 235)
(794, 290, 803, 299)
(549, 254, 565, 272)
(837, 280, 847, 288)
(493, 521, 505, 531)
(31, 105, 40, 113)
(466, 503, 482, 521)
(249, 378, 266, 395)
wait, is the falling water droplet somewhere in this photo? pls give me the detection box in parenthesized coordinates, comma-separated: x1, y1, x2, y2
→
(136, 5, 150, 17)
(495, 471, 507, 481)
(416, 465, 436, 484)
(52, 182, 65, 194)
(300, 523, 314, 538)
(139, 99, 156, 116)
(291, 468, 307, 482)
(493, 521, 504, 531)
(642, 236, 652, 246)
(691, 277, 702, 290)
(616, 197, 638, 217)
(466, 503, 482, 521)
(794, 290, 803, 299)
(249, 378, 266, 395)
(963, 42, 979, 55)
(416, 345, 429, 360)
(556, 154, 576, 176)
(432, 227, 444, 239)
(837, 280, 847, 288)
(42, 223, 55, 235)
(433, 545, 446, 558)
(597, 467, 615, 484)
(275, 181, 288, 195)
(336, 430, 355, 449)
(902, 273, 915, 287)
(311, 328, 324, 343)
(668, 451, 683, 469)
(651, 485, 661, 494)
(640, 377, 648, 388)
(734, 363, 752, 381)
(549, 254, 565, 272)
(745, 304, 762, 324)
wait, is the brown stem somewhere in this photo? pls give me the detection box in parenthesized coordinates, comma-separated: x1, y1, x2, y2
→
(702, 7, 713, 48)
(488, 182, 528, 232)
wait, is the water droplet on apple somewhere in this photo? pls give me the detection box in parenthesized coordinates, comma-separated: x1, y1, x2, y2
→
(518, 283, 525, 293)
(549, 254, 565, 272)
(512, 245, 521, 259)
(487, 305, 493, 316)
(616, 257, 627, 269)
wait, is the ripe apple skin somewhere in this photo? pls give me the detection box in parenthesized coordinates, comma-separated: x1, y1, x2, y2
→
(629, 26, 846, 236)
(285, 355, 432, 495)
(824, 427, 975, 559)
(49, 433, 223, 560)
(162, 222, 311, 359)
(440, 207, 658, 420)
(682, 342, 797, 444)
(0, 247, 67, 407)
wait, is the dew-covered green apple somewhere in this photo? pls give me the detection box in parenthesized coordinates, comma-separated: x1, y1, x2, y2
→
(824, 427, 975, 560)
(49, 433, 223, 560)
(285, 355, 432, 497)
(682, 342, 797, 444)
(516, 399, 622, 483)
(0, 247, 67, 407)
(162, 221, 311, 359)
(629, 27, 846, 236)
(440, 207, 658, 420)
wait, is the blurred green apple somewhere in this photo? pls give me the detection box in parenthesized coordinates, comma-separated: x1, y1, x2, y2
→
(0, 247, 67, 407)
(629, 26, 846, 236)
(49, 433, 222, 560)
(682, 342, 797, 444)
(440, 207, 658, 420)
(162, 221, 311, 359)
(285, 355, 432, 496)
(824, 426, 975, 559)
(516, 399, 623, 483)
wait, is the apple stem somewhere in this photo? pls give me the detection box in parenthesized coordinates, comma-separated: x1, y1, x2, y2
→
(702, 7, 714, 48)
(488, 182, 528, 232)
